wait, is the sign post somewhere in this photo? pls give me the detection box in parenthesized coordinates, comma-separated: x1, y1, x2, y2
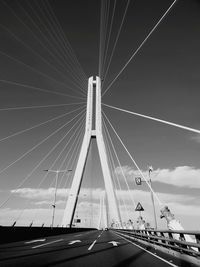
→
(134, 166, 157, 229)
(135, 202, 144, 217)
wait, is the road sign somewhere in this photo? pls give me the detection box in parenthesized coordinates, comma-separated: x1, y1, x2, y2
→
(135, 202, 144, 211)
(135, 177, 142, 185)
(74, 218, 81, 223)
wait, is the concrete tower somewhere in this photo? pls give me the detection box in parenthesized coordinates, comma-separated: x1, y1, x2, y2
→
(62, 76, 121, 228)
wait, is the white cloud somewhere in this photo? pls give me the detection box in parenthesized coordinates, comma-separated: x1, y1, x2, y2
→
(34, 200, 66, 206)
(114, 165, 200, 188)
(11, 187, 199, 209)
(153, 166, 200, 188)
(11, 187, 104, 201)
(3, 187, 200, 230)
(11, 188, 67, 200)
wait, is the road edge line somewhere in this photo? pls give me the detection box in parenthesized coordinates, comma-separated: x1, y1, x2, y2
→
(112, 231, 178, 267)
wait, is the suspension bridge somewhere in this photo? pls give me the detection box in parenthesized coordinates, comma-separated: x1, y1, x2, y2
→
(0, 0, 199, 266)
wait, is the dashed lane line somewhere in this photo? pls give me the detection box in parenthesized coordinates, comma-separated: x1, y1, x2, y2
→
(88, 240, 97, 251)
(32, 239, 64, 249)
(88, 231, 103, 251)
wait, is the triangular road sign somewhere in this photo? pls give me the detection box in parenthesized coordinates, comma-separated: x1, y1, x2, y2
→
(135, 202, 144, 211)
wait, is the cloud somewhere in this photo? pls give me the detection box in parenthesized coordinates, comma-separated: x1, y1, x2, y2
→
(115, 189, 199, 211)
(114, 165, 200, 188)
(152, 166, 200, 188)
(11, 186, 199, 208)
(34, 200, 66, 206)
(9, 184, 200, 229)
(11, 187, 104, 201)
(2, 190, 200, 230)
(11, 188, 68, 200)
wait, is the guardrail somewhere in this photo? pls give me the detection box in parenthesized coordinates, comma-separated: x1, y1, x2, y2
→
(114, 229, 200, 258)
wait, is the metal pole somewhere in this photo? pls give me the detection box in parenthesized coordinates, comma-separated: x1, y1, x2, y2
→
(149, 168, 157, 230)
(44, 169, 72, 228)
(51, 171, 59, 228)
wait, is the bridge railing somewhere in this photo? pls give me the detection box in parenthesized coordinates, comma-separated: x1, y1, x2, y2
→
(114, 229, 200, 258)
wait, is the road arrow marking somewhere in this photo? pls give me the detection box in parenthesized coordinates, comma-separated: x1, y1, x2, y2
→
(68, 240, 81, 245)
(108, 241, 120, 247)
(25, 239, 46, 244)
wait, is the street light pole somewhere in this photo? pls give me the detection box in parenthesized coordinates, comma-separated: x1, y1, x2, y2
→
(44, 169, 72, 228)
(51, 170, 59, 229)
(135, 166, 158, 230)
(149, 166, 157, 230)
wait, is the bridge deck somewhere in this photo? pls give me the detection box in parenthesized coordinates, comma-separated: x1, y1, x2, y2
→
(0, 230, 190, 267)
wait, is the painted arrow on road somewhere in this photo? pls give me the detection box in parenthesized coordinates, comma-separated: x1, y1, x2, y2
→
(68, 240, 81, 245)
(25, 239, 46, 244)
(108, 241, 120, 247)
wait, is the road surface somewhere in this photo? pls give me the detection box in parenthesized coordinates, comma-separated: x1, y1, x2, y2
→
(0, 230, 186, 266)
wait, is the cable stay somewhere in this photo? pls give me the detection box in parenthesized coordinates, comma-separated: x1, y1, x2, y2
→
(0, 111, 85, 210)
(102, 119, 130, 221)
(98, 0, 110, 78)
(15, 118, 85, 225)
(0, 105, 85, 143)
(0, 50, 86, 99)
(101, 0, 116, 78)
(103, 111, 163, 206)
(0, 24, 86, 97)
(27, 0, 84, 84)
(0, 102, 85, 112)
(102, 0, 130, 88)
(17, 1, 86, 94)
(103, 117, 136, 208)
(37, 0, 87, 88)
(0, 78, 85, 100)
(0, 109, 85, 177)
(56, 122, 85, 190)
(44, 0, 87, 82)
(27, 119, 85, 227)
(98, 0, 105, 78)
(103, 103, 200, 135)
(58, 125, 86, 226)
(102, 0, 178, 97)
(1, 0, 87, 94)
(43, 121, 85, 227)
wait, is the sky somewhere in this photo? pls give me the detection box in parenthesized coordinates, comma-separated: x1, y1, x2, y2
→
(0, 0, 200, 230)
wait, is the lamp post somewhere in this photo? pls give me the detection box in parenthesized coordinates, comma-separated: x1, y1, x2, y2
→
(135, 166, 157, 230)
(148, 166, 157, 230)
(44, 169, 72, 228)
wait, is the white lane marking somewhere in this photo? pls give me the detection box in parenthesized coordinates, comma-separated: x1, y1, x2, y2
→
(113, 232, 178, 267)
(25, 239, 46, 244)
(68, 240, 81, 245)
(108, 241, 120, 247)
(32, 239, 63, 249)
(87, 230, 104, 251)
(88, 240, 97, 251)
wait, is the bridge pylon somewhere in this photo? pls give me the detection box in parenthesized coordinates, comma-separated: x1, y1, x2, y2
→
(62, 76, 122, 228)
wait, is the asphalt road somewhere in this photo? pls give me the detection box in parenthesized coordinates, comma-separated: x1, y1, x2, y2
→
(0, 230, 186, 266)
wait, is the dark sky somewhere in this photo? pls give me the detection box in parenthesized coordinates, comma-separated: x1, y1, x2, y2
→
(0, 0, 200, 229)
